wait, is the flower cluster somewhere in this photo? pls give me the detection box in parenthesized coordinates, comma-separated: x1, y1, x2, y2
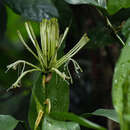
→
(7, 18, 89, 89)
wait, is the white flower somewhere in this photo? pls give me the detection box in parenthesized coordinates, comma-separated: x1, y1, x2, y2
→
(7, 18, 89, 90)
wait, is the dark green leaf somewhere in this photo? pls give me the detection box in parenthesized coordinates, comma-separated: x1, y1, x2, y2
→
(42, 115, 80, 130)
(87, 24, 115, 48)
(54, 0, 73, 29)
(50, 112, 106, 130)
(122, 18, 130, 39)
(3, 0, 58, 21)
(82, 109, 119, 123)
(0, 115, 19, 130)
(112, 36, 130, 129)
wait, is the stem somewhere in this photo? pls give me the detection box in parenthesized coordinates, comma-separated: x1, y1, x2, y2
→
(42, 74, 51, 114)
(106, 17, 125, 46)
(34, 75, 46, 130)
(34, 110, 44, 130)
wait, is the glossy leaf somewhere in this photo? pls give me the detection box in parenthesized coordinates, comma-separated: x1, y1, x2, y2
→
(112, 36, 130, 129)
(0, 115, 19, 130)
(50, 112, 106, 130)
(42, 115, 80, 130)
(64, 0, 107, 9)
(82, 109, 119, 123)
(3, 0, 58, 21)
(65, 0, 130, 15)
(122, 18, 130, 39)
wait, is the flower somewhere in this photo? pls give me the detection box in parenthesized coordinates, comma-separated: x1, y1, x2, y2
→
(7, 18, 89, 90)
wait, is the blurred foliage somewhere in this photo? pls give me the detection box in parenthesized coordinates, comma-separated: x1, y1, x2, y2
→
(42, 115, 80, 130)
(112, 35, 130, 130)
(0, 115, 19, 130)
(87, 23, 116, 49)
(122, 18, 130, 39)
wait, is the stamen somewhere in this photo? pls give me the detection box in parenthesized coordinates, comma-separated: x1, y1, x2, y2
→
(7, 68, 40, 91)
(56, 34, 89, 68)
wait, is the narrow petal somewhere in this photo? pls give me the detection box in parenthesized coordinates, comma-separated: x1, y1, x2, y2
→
(56, 34, 90, 68)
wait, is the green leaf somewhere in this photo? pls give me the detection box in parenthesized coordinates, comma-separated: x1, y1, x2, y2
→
(42, 115, 80, 130)
(107, 0, 130, 15)
(87, 24, 116, 48)
(46, 72, 69, 113)
(28, 72, 45, 130)
(28, 72, 69, 129)
(122, 18, 130, 39)
(112, 36, 130, 129)
(64, 0, 107, 9)
(3, 0, 58, 21)
(82, 109, 119, 123)
(50, 112, 106, 130)
(0, 115, 19, 130)
(5, 7, 40, 44)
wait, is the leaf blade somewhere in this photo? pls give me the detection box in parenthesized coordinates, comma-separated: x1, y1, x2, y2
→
(50, 112, 106, 130)
(0, 115, 19, 130)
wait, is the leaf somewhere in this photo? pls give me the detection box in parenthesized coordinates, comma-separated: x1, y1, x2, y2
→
(53, 0, 73, 29)
(82, 109, 119, 123)
(28, 72, 45, 130)
(122, 18, 130, 39)
(3, 0, 58, 21)
(87, 24, 116, 48)
(46, 72, 69, 113)
(0, 115, 19, 130)
(50, 112, 106, 130)
(64, 0, 130, 15)
(112, 36, 130, 129)
(5, 7, 40, 44)
(28, 72, 69, 129)
(107, 0, 130, 15)
(42, 115, 80, 130)
(64, 0, 107, 9)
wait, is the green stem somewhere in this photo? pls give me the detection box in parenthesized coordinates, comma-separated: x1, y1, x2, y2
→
(106, 17, 125, 46)
(42, 74, 51, 114)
